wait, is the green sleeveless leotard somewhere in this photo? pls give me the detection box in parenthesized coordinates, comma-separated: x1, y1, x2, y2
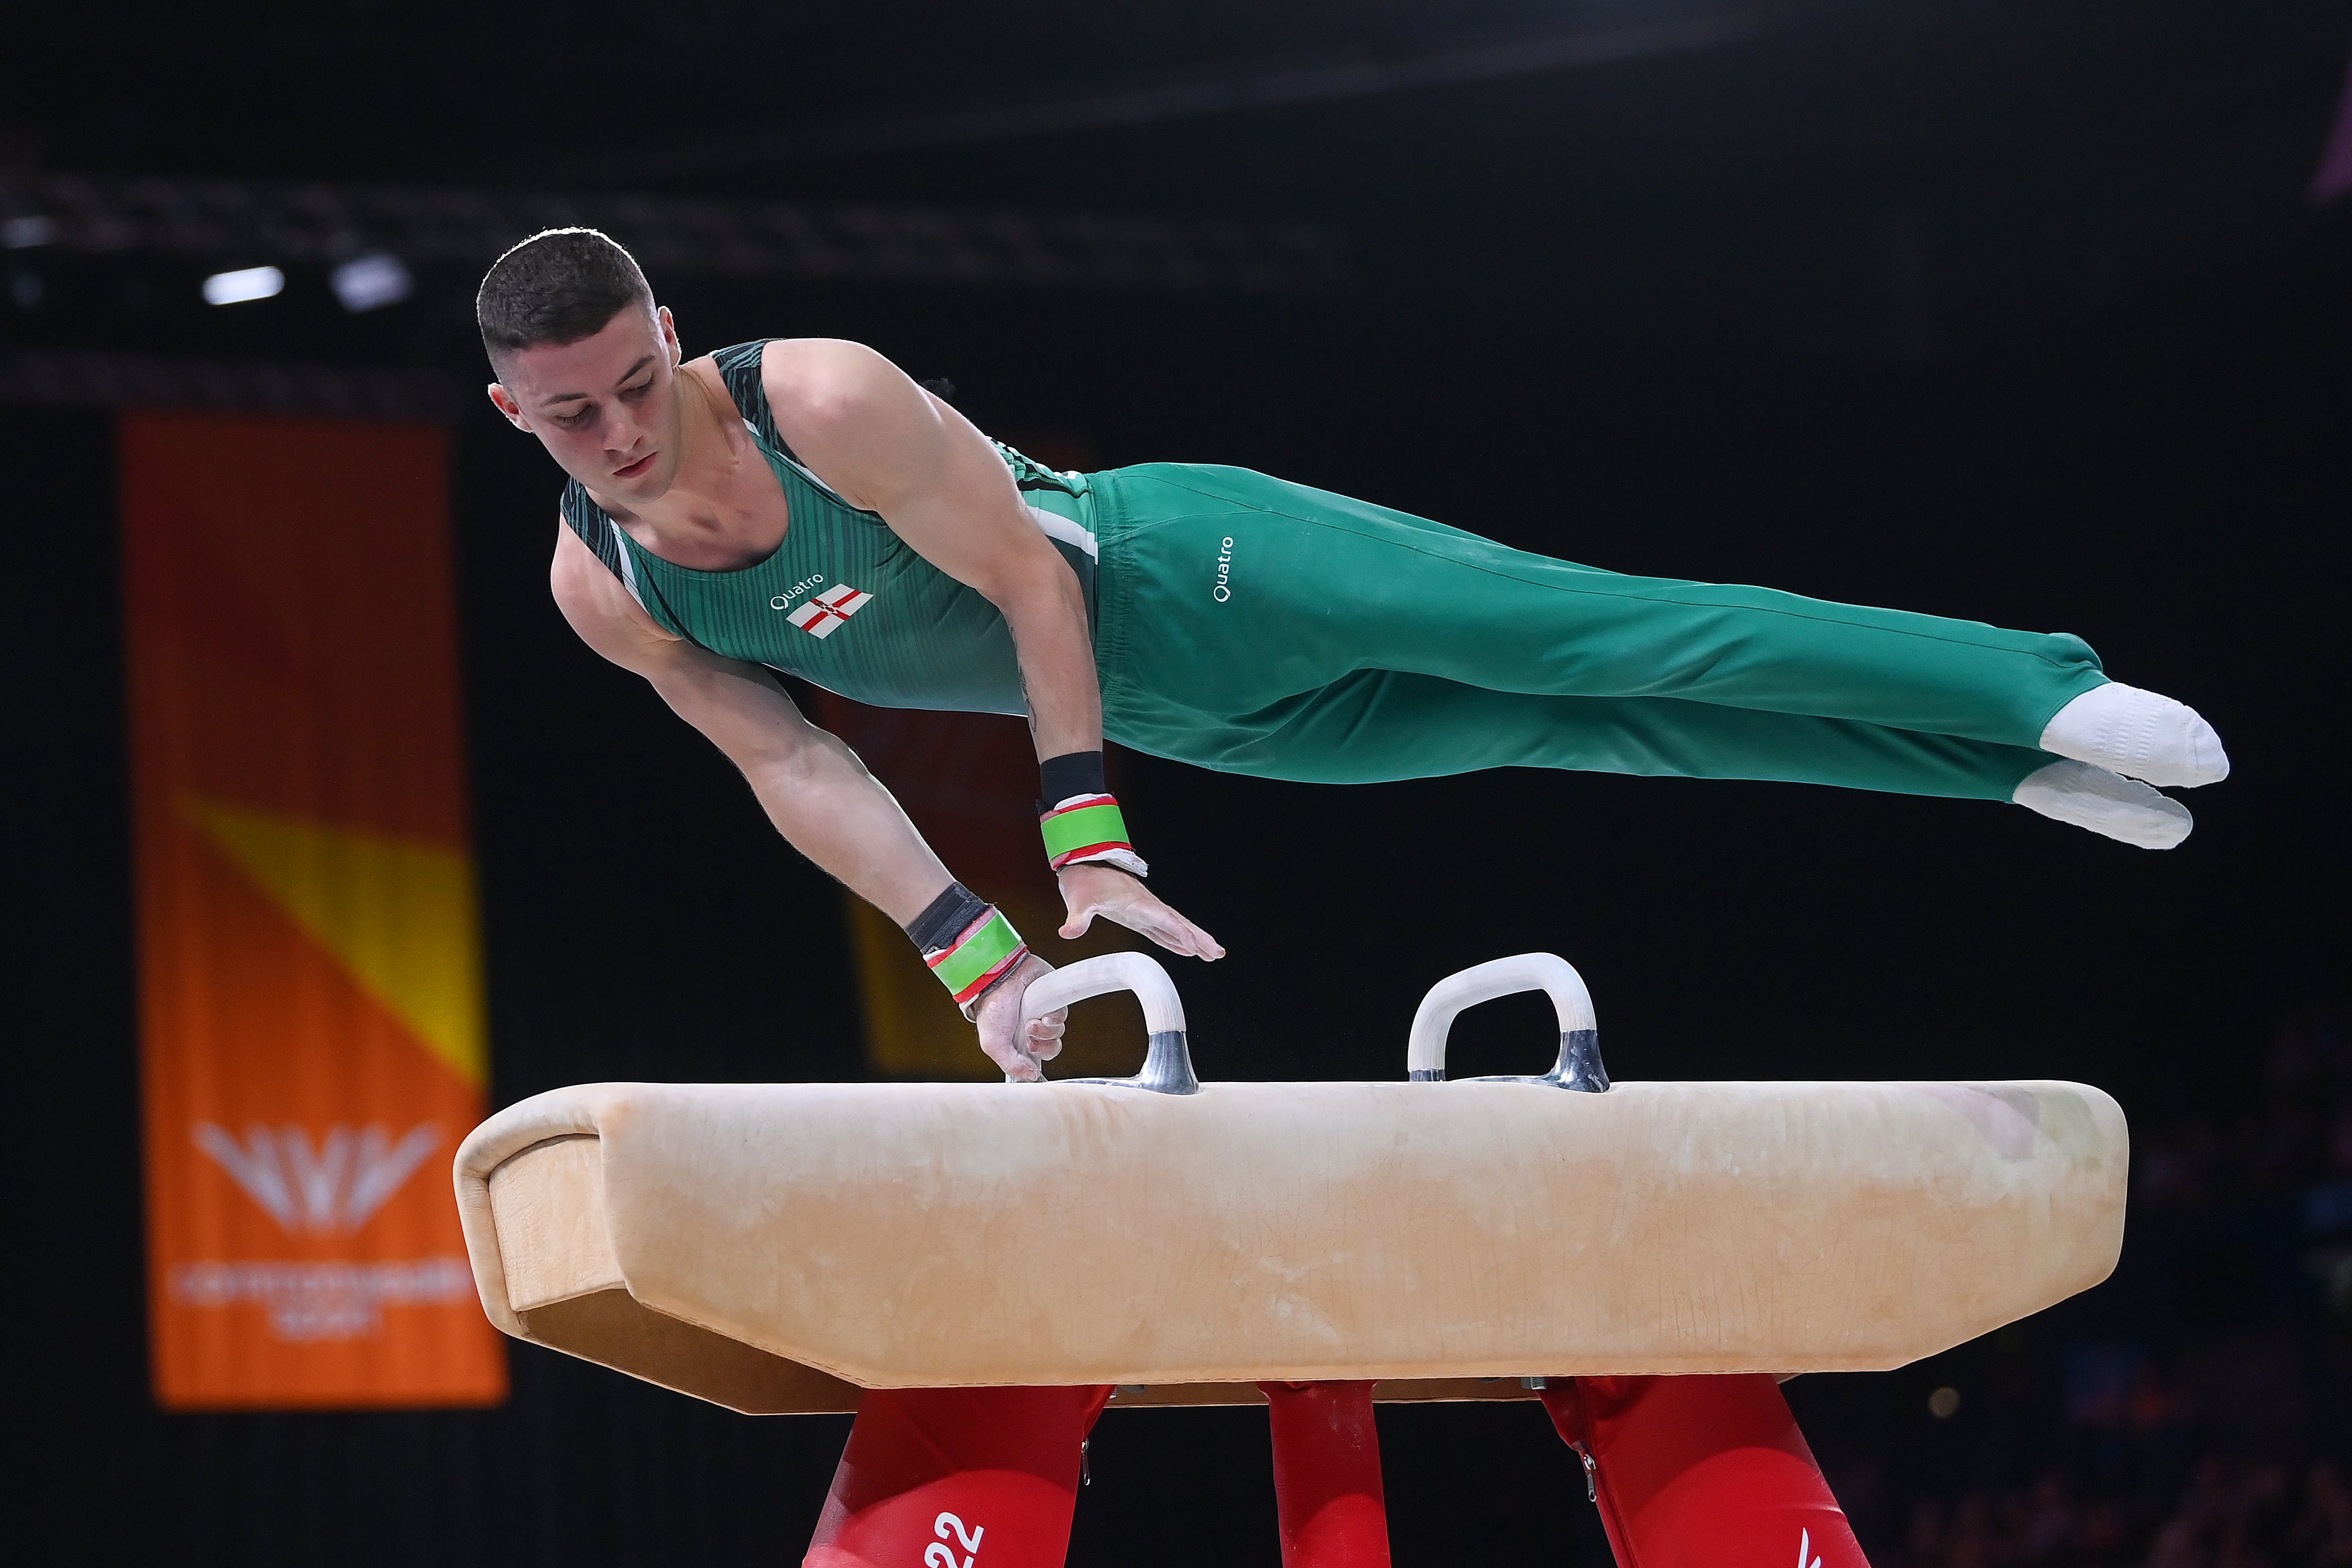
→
(559, 340, 2108, 802)
(562, 340, 1100, 717)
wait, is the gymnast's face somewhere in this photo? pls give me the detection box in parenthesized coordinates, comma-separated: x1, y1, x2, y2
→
(488, 302, 688, 505)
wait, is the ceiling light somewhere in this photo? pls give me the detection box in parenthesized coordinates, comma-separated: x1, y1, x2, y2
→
(331, 252, 412, 312)
(203, 265, 285, 306)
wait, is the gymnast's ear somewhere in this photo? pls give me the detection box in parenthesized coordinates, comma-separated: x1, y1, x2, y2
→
(486, 381, 530, 432)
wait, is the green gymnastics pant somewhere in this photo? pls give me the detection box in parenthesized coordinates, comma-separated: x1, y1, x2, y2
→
(1087, 464, 2108, 800)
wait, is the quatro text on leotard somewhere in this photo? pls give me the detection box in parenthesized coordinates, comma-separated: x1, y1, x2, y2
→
(769, 574, 826, 611)
(1213, 537, 1234, 602)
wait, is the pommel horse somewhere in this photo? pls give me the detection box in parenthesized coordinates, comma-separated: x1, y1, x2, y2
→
(455, 954, 2127, 1568)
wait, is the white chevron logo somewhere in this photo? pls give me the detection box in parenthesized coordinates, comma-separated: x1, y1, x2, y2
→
(1799, 1528, 1823, 1568)
(193, 1122, 440, 1235)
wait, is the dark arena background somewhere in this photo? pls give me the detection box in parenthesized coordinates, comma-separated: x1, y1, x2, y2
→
(9, 3, 2350, 1564)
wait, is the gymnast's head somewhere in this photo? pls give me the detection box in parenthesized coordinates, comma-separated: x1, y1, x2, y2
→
(480, 227, 687, 503)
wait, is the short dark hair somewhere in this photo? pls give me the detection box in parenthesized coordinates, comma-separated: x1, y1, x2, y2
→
(476, 227, 652, 368)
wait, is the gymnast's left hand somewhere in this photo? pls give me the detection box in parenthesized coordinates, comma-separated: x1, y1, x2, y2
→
(1056, 864, 1225, 960)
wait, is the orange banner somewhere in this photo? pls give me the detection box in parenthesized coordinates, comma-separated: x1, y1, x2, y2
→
(122, 410, 505, 1409)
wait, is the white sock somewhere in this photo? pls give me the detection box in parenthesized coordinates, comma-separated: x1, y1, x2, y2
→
(2038, 683, 2229, 789)
(2012, 760, 2193, 849)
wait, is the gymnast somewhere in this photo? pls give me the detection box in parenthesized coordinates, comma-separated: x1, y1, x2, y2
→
(480, 227, 2227, 1081)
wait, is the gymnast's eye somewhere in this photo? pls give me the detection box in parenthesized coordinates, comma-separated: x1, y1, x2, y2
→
(555, 404, 595, 428)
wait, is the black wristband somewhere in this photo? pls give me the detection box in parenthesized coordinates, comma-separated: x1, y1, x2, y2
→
(1039, 749, 1107, 808)
(903, 881, 990, 954)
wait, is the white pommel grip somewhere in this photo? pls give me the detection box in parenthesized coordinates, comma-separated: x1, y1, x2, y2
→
(1019, 951, 1187, 1036)
(1015, 952, 1199, 1094)
(1406, 953, 1607, 1091)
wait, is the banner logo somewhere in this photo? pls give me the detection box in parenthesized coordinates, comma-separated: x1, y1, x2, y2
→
(193, 1122, 440, 1235)
(180, 1121, 469, 1343)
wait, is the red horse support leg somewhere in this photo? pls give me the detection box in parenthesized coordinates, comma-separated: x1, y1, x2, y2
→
(1259, 1380, 1394, 1568)
(805, 1385, 1112, 1568)
(1540, 1375, 1870, 1568)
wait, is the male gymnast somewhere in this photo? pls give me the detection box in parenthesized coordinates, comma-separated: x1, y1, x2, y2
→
(482, 227, 2227, 1083)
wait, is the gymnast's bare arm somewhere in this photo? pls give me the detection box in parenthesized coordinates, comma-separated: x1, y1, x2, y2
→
(758, 337, 1222, 964)
(550, 520, 1066, 1076)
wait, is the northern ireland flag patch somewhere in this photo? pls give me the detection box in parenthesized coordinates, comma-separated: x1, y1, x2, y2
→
(786, 583, 873, 638)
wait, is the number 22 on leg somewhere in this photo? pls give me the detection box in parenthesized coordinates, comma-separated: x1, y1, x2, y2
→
(927, 1511, 984, 1568)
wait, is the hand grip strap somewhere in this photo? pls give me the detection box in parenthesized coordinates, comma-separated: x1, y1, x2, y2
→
(923, 906, 1028, 1006)
(1040, 793, 1149, 877)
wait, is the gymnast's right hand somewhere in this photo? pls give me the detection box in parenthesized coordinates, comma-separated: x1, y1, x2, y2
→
(1056, 862, 1225, 961)
(973, 953, 1067, 1081)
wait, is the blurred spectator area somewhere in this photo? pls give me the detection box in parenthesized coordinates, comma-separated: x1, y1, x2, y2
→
(1802, 1001, 2351, 1568)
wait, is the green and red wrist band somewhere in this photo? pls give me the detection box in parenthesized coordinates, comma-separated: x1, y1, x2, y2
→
(1039, 792, 1148, 876)
(905, 882, 1028, 1009)
(1038, 751, 1149, 878)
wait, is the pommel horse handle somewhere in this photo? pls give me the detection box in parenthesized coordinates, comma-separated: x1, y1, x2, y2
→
(1015, 951, 1201, 1095)
(1406, 952, 1610, 1092)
